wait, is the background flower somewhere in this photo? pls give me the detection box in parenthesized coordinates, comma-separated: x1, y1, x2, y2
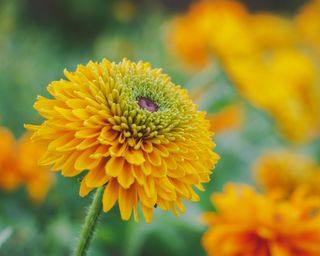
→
(202, 184, 320, 256)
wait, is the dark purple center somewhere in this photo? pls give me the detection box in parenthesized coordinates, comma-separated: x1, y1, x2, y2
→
(137, 97, 158, 113)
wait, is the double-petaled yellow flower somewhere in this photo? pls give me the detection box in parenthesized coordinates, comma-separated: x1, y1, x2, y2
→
(26, 58, 219, 223)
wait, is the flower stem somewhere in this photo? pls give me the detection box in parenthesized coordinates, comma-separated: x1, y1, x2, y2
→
(74, 186, 104, 256)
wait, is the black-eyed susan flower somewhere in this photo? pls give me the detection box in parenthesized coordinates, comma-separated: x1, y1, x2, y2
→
(202, 184, 320, 256)
(254, 150, 320, 198)
(26, 58, 219, 223)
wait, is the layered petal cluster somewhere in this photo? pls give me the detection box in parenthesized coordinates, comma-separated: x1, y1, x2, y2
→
(26, 58, 219, 223)
(202, 184, 320, 256)
(254, 150, 320, 198)
(0, 128, 54, 202)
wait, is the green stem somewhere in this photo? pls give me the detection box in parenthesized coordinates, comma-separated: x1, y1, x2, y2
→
(74, 186, 104, 256)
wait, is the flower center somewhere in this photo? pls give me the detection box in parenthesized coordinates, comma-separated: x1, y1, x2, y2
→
(137, 97, 158, 112)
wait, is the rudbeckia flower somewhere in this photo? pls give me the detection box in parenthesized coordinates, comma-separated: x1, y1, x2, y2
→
(26, 58, 219, 223)
(202, 184, 320, 256)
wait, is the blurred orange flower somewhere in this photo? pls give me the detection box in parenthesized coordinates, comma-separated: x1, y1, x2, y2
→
(0, 127, 54, 202)
(16, 133, 55, 203)
(168, 0, 254, 69)
(254, 150, 320, 198)
(202, 184, 320, 256)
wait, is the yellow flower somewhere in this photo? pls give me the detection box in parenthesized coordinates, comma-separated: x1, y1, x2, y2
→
(16, 133, 55, 203)
(225, 48, 320, 143)
(0, 127, 20, 190)
(296, 0, 320, 54)
(202, 184, 320, 256)
(254, 150, 320, 198)
(26, 58, 219, 223)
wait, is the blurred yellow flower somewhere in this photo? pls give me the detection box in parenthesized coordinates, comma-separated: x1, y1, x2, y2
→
(0, 127, 20, 190)
(16, 133, 55, 203)
(254, 150, 320, 198)
(296, 0, 320, 54)
(225, 49, 320, 143)
(26, 58, 219, 223)
(202, 184, 320, 256)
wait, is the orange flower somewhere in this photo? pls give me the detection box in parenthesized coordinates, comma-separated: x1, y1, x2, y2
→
(202, 184, 320, 256)
(0, 127, 54, 202)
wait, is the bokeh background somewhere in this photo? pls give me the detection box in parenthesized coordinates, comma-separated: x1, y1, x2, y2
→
(0, 0, 319, 255)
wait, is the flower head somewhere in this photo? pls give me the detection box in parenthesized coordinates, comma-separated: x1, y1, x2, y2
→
(202, 184, 320, 256)
(26, 58, 219, 223)
(254, 150, 320, 198)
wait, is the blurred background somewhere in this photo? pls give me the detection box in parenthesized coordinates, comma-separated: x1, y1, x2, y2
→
(0, 0, 319, 255)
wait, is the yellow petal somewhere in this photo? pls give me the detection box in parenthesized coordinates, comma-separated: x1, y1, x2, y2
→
(85, 165, 110, 187)
(117, 162, 135, 189)
(102, 179, 119, 212)
(125, 148, 145, 165)
(118, 186, 136, 221)
(79, 178, 94, 197)
(105, 157, 124, 177)
(141, 204, 154, 223)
